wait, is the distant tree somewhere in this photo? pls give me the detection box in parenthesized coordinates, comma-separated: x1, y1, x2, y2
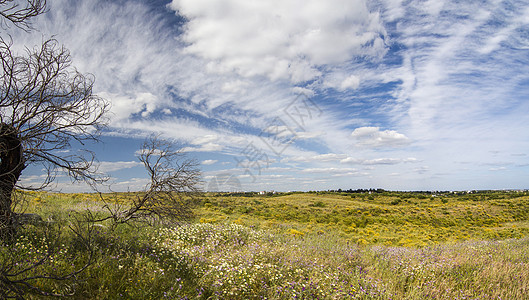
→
(0, 0, 109, 237)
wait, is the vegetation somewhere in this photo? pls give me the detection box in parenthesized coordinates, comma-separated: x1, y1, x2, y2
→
(196, 190, 529, 247)
(3, 190, 528, 299)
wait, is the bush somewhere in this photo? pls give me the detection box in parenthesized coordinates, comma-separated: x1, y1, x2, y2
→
(308, 201, 326, 208)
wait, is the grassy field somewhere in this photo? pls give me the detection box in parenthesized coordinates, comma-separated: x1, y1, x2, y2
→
(2, 190, 529, 299)
(195, 191, 529, 247)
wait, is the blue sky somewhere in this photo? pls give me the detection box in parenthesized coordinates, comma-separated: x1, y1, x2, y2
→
(13, 0, 529, 192)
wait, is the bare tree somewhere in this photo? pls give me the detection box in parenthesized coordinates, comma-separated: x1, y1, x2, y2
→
(100, 136, 202, 226)
(0, 1, 199, 297)
(0, 1, 109, 237)
(0, 0, 46, 30)
(0, 1, 108, 298)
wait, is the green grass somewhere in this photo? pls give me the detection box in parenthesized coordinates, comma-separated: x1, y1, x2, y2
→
(2, 190, 529, 299)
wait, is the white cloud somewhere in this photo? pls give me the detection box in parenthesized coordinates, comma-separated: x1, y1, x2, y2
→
(414, 166, 430, 174)
(18, 174, 49, 188)
(182, 143, 224, 152)
(322, 73, 361, 91)
(340, 157, 417, 165)
(116, 118, 224, 147)
(362, 158, 403, 165)
(107, 177, 151, 192)
(97, 161, 143, 173)
(262, 167, 292, 172)
(332, 171, 369, 177)
(291, 87, 315, 97)
(489, 167, 507, 172)
(192, 135, 219, 145)
(479, 7, 529, 54)
(202, 159, 218, 165)
(378, 0, 406, 22)
(262, 125, 296, 139)
(221, 80, 249, 94)
(380, 0, 529, 144)
(134, 148, 165, 157)
(168, 0, 386, 83)
(302, 167, 358, 174)
(350, 127, 410, 148)
(339, 157, 361, 164)
(340, 75, 361, 90)
(295, 131, 325, 139)
(289, 153, 347, 163)
(100, 92, 159, 122)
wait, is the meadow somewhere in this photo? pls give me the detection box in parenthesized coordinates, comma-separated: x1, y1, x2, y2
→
(2, 190, 529, 299)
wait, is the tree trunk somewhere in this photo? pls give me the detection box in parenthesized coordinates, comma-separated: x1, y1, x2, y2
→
(0, 124, 24, 238)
